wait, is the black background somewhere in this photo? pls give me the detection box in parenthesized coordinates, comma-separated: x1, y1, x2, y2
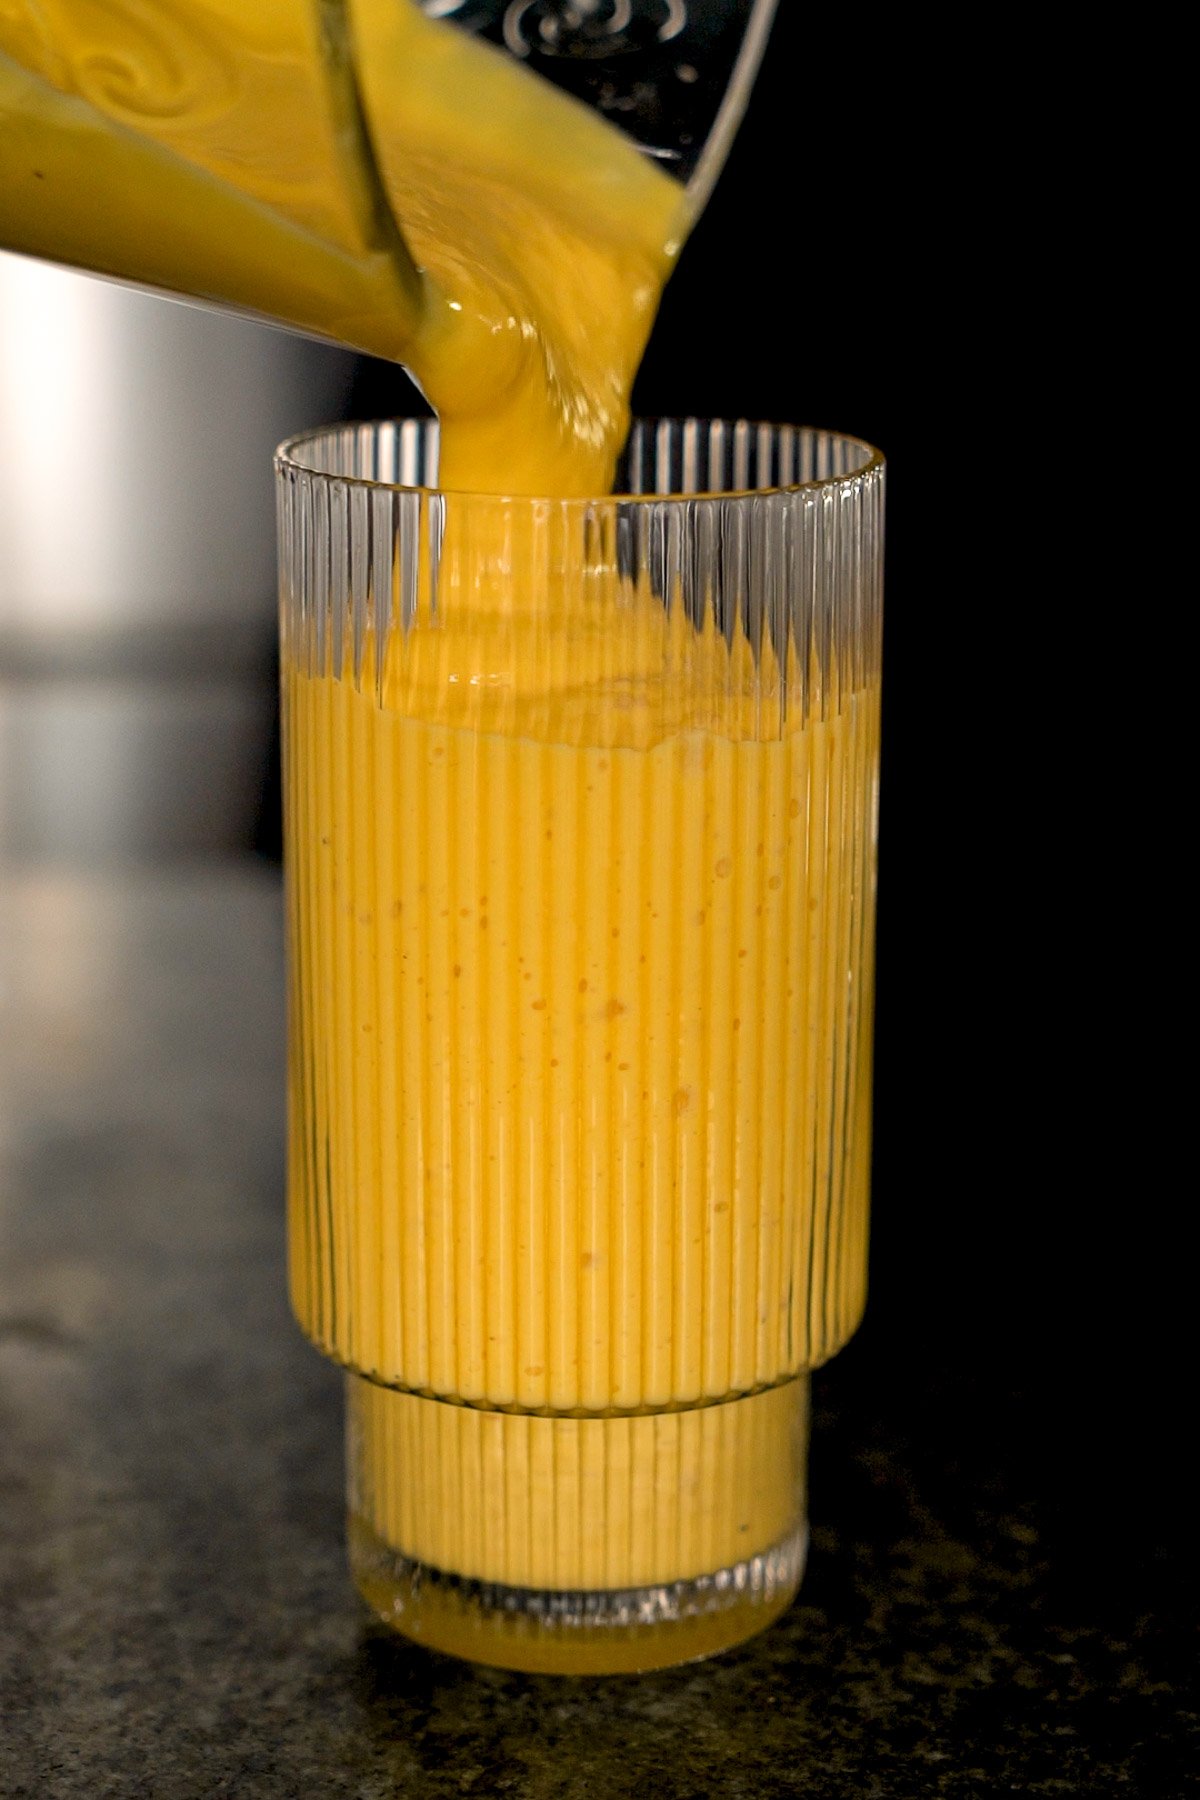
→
(265, 2, 1187, 1738)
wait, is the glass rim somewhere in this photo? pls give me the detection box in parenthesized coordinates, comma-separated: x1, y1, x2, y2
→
(274, 416, 885, 505)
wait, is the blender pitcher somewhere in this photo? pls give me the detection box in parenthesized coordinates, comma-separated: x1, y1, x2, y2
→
(0, 1, 778, 359)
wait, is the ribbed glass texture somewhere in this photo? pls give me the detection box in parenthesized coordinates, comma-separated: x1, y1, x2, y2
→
(276, 418, 884, 1670)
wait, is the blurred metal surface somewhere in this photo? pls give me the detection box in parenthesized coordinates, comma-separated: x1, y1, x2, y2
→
(0, 250, 356, 858)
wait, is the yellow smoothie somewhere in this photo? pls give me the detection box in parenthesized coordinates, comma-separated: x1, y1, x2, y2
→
(281, 520, 880, 1665)
(288, 605, 876, 1409)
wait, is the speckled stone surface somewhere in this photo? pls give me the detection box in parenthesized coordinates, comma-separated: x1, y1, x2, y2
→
(1, 870, 1194, 1798)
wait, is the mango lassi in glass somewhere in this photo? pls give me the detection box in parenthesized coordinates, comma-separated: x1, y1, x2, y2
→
(277, 417, 884, 1672)
(3, 0, 883, 1674)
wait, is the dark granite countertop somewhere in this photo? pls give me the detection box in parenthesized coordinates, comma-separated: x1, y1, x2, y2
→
(1, 868, 1194, 1798)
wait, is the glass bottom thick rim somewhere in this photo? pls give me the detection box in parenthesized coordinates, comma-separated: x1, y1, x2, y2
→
(349, 1513, 808, 1675)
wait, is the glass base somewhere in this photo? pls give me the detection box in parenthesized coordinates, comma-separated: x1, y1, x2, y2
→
(349, 1513, 807, 1674)
(345, 1374, 809, 1673)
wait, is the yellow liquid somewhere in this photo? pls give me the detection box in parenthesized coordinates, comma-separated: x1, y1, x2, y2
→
(288, 627, 876, 1409)
(3, 1, 881, 1667)
(284, 556, 880, 1664)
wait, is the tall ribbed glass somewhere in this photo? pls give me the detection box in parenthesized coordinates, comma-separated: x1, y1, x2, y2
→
(275, 419, 885, 1673)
